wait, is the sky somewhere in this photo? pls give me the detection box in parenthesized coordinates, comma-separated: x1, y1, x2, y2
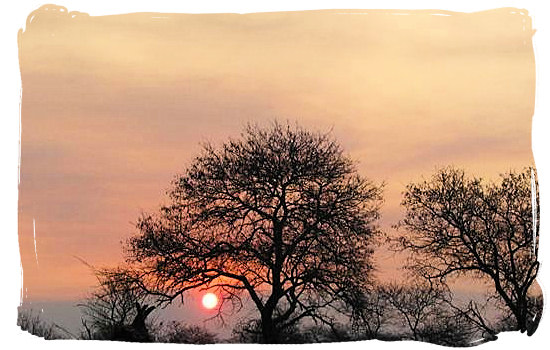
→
(18, 5, 536, 328)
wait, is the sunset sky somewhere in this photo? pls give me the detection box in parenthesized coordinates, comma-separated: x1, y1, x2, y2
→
(18, 4, 535, 311)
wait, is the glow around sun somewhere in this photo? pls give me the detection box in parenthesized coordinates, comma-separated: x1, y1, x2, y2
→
(202, 293, 218, 309)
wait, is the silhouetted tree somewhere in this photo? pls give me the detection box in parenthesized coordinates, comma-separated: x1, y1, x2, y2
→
(417, 309, 480, 347)
(350, 284, 391, 340)
(380, 278, 481, 346)
(79, 268, 156, 342)
(381, 279, 448, 341)
(494, 293, 543, 335)
(126, 122, 383, 343)
(395, 167, 540, 334)
(444, 299, 499, 341)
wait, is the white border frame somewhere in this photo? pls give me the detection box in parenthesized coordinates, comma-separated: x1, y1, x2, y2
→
(1, 1, 548, 349)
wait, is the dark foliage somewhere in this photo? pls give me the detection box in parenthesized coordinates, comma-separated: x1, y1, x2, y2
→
(232, 318, 351, 343)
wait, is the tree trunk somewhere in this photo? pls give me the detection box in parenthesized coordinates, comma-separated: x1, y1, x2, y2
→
(261, 311, 278, 344)
(515, 304, 528, 333)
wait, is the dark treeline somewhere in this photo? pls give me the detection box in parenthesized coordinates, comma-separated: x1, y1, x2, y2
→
(19, 122, 543, 345)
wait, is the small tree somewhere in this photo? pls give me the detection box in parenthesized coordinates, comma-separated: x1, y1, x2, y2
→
(381, 279, 480, 346)
(350, 284, 391, 340)
(395, 167, 540, 334)
(381, 279, 448, 341)
(126, 122, 383, 343)
(79, 268, 156, 342)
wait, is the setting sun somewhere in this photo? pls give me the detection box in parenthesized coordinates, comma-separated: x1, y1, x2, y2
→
(202, 293, 218, 310)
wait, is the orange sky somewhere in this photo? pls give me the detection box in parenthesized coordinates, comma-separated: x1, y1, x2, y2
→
(18, 6, 535, 301)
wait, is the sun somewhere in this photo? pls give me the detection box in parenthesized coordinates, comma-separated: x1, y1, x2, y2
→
(202, 293, 218, 309)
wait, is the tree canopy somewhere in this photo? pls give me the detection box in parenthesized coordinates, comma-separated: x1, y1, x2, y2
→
(126, 122, 383, 343)
(395, 167, 540, 334)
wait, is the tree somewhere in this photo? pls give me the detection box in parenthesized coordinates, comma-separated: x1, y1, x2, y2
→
(443, 298, 499, 341)
(126, 122, 383, 343)
(350, 284, 391, 340)
(79, 268, 156, 342)
(381, 279, 449, 341)
(395, 167, 540, 334)
(380, 278, 482, 346)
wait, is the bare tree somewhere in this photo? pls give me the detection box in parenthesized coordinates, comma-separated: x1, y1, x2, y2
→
(350, 284, 391, 340)
(79, 268, 156, 342)
(381, 279, 449, 341)
(417, 308, 480, 347)
(493, 293, 543, 335)
(395, 167, 540, 334)
(443, 298, 500, 341)
(380, 278, 482, 346)
(126, 122, 383, 343)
